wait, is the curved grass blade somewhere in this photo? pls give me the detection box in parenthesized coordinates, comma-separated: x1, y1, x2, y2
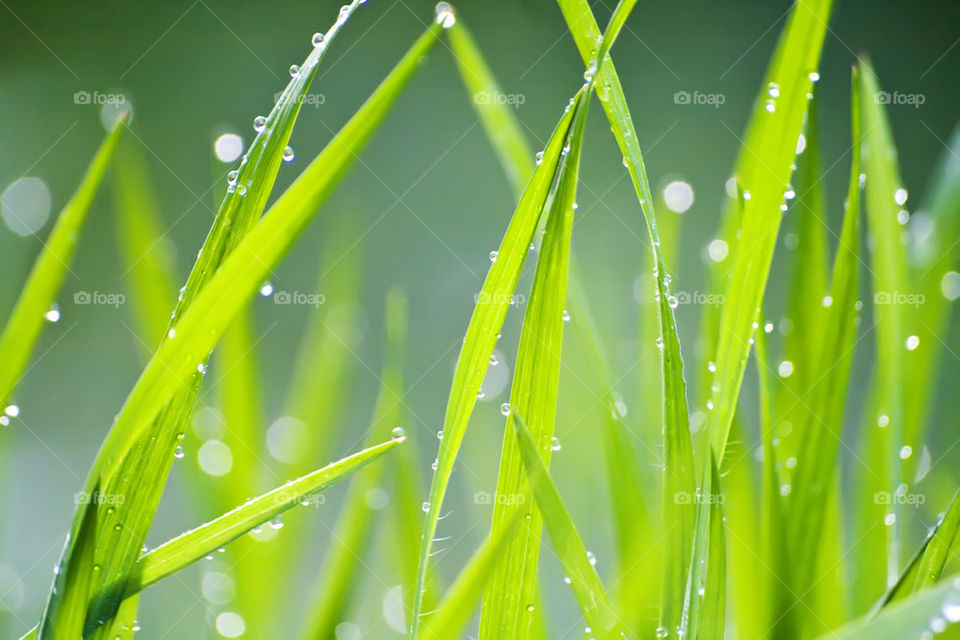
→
(479, 98, 587, 639)
(858, 58, 911, 582)
(706, 0, 834, 459)
(38, 12, 439, 638)
(0, 118, 126, 410)
(819, 574, 960, 640)
(874, 488, 960, 612)
(410, 87, 582, 636)
(418, 514, 520, 640)
(301, 289, 406, 638)
(132, 437, 402, 592)
(510, 412, 622, 639)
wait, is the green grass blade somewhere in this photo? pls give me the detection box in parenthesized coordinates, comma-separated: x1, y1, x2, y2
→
(419, 514, 520, 640)
(549, 3, 699, 632)
(0, 118, 126, 410)
(786, 66, 863, 602)
(134, 438, 402, 592)
(819, 574, 960, 640)
(301, 290, 406, 638)
(38, 11, 438, 637)
(706, 0, 833, 459)
(875, 488, 960, 611)
(858, 58, 912, 582)
(510, 412, 622, 639)
(681, 453, 726, 640)
(109, 135, 179, 353)
(446, 21, 532, 199)
(410, 86, 582, 635)
(479, 85, 589, 639)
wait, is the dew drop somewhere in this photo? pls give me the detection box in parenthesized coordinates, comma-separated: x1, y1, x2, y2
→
(253, 116, 267, 132)
(500, 403, 511, 417)
(535, 151, 544, 165)
(4, 405, 20, 418)
(489, 250, 498, 262)
(282, 146, 295, 163)
(268, 515, 284, 530)
(906, 335, 919, 351)
(562, 309, 571, 322)
(434, 2, 456, 28)
(289, 64, 300, 77)
(312, 32, 325, 47)
(900, 445, 913, 459)
(551, 436, 561, 452)
(174, 445, 185, 459)
(894, 188, 909, 206)
(390, 426, 406, 441)
(422, 501, 431, 512)
(45, 304, 61, 323)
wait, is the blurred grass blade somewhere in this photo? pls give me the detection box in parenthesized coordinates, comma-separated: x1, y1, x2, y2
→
(419, 514, 520, 640)
(511, 413, 622, 639)
(479, 74, 592, 640)
(0, 119, 125, 410)
(875, 488, 960, 611)
(447, 21, 531, 198)
(786, 66, 862, 604)
(706, 0, 833, 460)
(820, 574, 960, 640)
(550, 1, 697, 634)
(110, 136, 179, 352)
(410, 87, 582, 635)
(858, 58, 911, 582)
(301, 290, 406, 638)
(38, 9, 439, 637)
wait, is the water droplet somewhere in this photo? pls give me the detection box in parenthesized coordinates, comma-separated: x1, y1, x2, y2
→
(422, 501, 431, 512)
(269, 515, 284, 529)
(765, 100, 776, 113)
(312, 32, 325, 47)
(668, 295, 679, 309)
(434, 2, 456, 28)
(535, 151, 544, 165)
(768, 82, 780, 98)
(551, 436, 561, 451)
(168, 328, 177, 339)
(391, 426, 406, 441)
(289, 64, 300, 78)
(236, 184, 247, 196)
(707, 361, 717, 373)
(174, 445, 185, 459)
(900, 445, 913, 459)
(260, 282, 274, 297)
(431, 458, 438, 470)
(227, 169, 238, 186)
(253, 116, 267, 132)
(526, 604, 535, 612)
(894, 188, 909, 206)
(489, 250, 498, 262)
(707, 238, 729, 262)
(778, 360, 794, 378)
(884, 512, 896, 526)
(655, 627, 668, 639)
(906, 335, 919, 351)
(45, 304, 61, 323)
(477, 387, 485, 399)
(4, 405, 20, 418)
(562, 309, 571, 322)
(282, 146, 295, 163)
(878, 414, 890, 428)
(489, 354, 498, 366)
(822, 295, 833, 307)
(808, 71, 821, 82)
(500, 403, 510, 417)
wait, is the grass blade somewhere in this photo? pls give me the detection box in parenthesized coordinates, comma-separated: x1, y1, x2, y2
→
(410, 84, 582, 636)
(37, 10, 439, 637)
(133, 437, 402, 592)
(858, 57, 912, 583)
(706, 0, 833, 459)
(478, 72, 593, 640)
(0, 118, 126, 410)
(819, 574, 960, 640)
(511, 412, 622, 638)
